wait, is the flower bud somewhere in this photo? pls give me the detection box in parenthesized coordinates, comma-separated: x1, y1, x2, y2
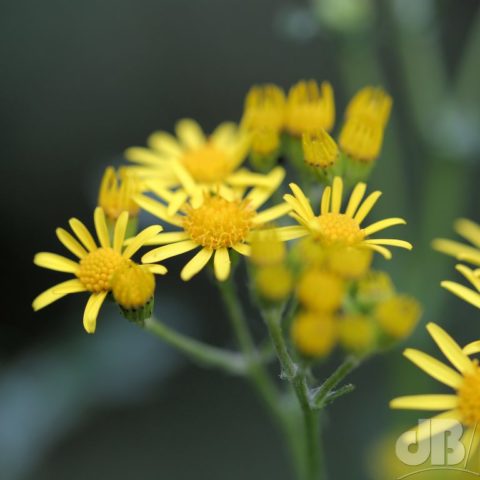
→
(374, 295, 421, 340)
(297, 269, 345, 312)
(255, 265, 293, 302)
(339, 313, 376, 354)
(302, 129, 339, 169)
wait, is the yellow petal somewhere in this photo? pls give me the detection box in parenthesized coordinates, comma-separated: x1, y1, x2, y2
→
(364, 238, 412, 250)
(94, 207, 110, 248)
(455, 218, 480, 248)
(142, 240, 198, 263)
(56, 228, 88, 259)
(257, 226, 307, 242)
(363, 218, 406, 236)
(214, 248, 231, 281)
(353, 191, 382, 224)
(124, 147, 167, 166)
(175, 118, 206, 149)
(146, 264, 168, 275)
(83, 291, 108, 334)
(147, 131, 183, 157)
(141, 231, 190, 246)
(180, 248, 213, 281)
(69, 218, 97, 251)
(289, 183, 315, 219)
(252, 203, 292, 225)
(345, 182, 367, 217)
(432, 238, 480, 264)
(441, 281, 480, 309)
(364, 243, 392, 259)
(210, 122, 237, 149)
(232, 243, 251, 256)
(330, 176, 343, 214)
(133, 194, 183, 227)
(415, 410, 462, 443)
(456, 264, 480, 291)
(34, 252, 79, 273)
(390, 394, 458, 410)
(404, 348, 463, 388)
(33, 279, 86, 311)
(427, 322, 474, 374)
(167, 190, 189, 216)
(463, 340, 480, 356)
(122, 225, 163, 259)
(113, 211, 129, 253)
(320, 186, 331, 215)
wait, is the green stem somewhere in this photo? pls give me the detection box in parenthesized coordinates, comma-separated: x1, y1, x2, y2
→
(312, 356, 360, 408)
(217, 277, 307, 479)
(144, 316, 246, 375)
(262, 306, 323, 480)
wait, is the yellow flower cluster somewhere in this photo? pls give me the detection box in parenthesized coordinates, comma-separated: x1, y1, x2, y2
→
(33, 79, 413, 337)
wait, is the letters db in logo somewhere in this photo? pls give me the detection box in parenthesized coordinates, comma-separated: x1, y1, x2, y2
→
(395, 419, 479, 478)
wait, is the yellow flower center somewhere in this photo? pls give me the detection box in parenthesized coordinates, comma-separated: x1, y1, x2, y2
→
(312, 213, 364, 246)
(181, 144, 233, 184)
(77, 247, 126, 292)
(458, 363, 480, 427)
(183, 196, 255, 249)
(111, 262, 155, 310)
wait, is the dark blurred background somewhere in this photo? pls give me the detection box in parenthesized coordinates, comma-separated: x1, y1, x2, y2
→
(1, 0, 479, 478)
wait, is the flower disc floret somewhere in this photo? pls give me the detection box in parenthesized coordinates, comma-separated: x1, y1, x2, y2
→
(458, 363, 480, 427)
(181, 144, 232, 183)
(312, 213, 364, 246)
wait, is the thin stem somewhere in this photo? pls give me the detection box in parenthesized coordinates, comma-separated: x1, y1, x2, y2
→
(144, 316, 246, 375)
(217, 277, 307, 478)
(312, 356, 360, 408)
(262, 306, 323, 480)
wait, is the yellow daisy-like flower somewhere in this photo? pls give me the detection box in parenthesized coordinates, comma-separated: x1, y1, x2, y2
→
(279, 176, 412, 259)
(125, 119, 276, 213)
(391, 323, 480, 452)
(134, 168, 292, 282)
(33, 208, 165, 333)
(433, 218, 480, 309)
(285, 80, 335, 136)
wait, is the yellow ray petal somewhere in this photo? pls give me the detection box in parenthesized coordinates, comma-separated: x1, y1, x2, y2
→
(34, 252, 79, 273)
(146, 264, 168, 275)
(363, 218, 406, 236)
(330, 177, 343, 214)
(83, 291, 108, 334)
(142, 240, 198, 263)
(364, 243, 392, 259)
(404, 348, 463, 388)
(432, 238, 480, 264)
(456, 264, 480, 291)
(320, 186, 331, 215)
(122, 225, 163, 259)
(94, 207, 110, 248)
(353, 191, 382, 224)
(124, 147, 167, 166)
(33, 279, 87, 311)
(175, 118, 206, 149)
(415, 410, 462, 443)
(227, 170, 275, 188)
(289, 183, 315, 218)
(69, 218, 97, 251)
(455, 218, 480, 248)
(171, 161, 197, 195)
(364, 239, 412, 250)
(180, 248, 213, 281)
(214, 248, 231, 281)
(441, 281, 480, 309)
(458, 251, 480, 266)
(463, 340, 480, 356)
(147, 131, 183, 157)
(252, 203, 292, 225)
(167, 190, 189, 216)
(345, 182, 367, 217)
(113, 211, 129, 253)
(210, 122, 237, 148)
(134, 194, 183, 227)
(56, 228, 88, 259)
(390, 394, 458, 411)
(140, 231, 190, 246)
(232, 243, 251, 256)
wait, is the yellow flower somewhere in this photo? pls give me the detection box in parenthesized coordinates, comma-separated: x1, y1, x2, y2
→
(255, 265, 293, 302)
(280, 176, 412, 259)
(390, 323, 480, 451)
(33, 208, 166, 333)
(241, 84, 286, 132)
(297, 268, 345, 312)
(134, 168, 292, 282)
(433, 218, 480, 309)
(339, 314, 376, 354)
(345, 86, 392, 128)
(125, 119, 278, 214)
(98, 167, 141, 221)
(339, 116, 384, 163)
(285, 80, 335, 136)
(291, 311, 337, 357)
(249, 230, 287, 267)
(111, 262, 155, 310)
(302, 129, 339, 169)
(375, 294, 421, 339)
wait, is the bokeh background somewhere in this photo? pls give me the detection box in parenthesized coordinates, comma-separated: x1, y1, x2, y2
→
(1, 0, 480, 478)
